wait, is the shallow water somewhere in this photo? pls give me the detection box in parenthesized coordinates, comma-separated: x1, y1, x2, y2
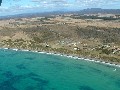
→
(0, 49, 120, 90)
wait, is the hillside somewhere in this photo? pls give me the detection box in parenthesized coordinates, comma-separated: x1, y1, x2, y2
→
(0, 14, 120, 63)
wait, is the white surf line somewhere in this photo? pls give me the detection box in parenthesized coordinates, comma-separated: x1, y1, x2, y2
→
(38, 51, 46, 54)
(22, 49, 30, 52)
(1, 48, 120, 68)
(51, 54, 120, 68)
(12, 48, 18, 51)
(4, 48, 9, 49)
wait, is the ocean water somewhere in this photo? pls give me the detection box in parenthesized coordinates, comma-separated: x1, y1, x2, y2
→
(0, 49, 120, 90)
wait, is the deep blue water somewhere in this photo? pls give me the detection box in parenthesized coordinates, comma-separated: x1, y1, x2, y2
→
(0, 49, 120, 90)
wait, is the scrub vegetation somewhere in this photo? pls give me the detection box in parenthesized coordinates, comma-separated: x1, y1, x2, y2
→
(0, 14, 120, 63)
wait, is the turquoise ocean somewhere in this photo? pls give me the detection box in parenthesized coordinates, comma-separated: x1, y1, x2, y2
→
(0, 49, 120, 90)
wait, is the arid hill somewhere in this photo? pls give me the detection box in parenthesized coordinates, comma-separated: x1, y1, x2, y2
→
(0, 15, 120, 63)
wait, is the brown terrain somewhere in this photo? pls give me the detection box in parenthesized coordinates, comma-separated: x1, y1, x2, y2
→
(0, 14, 120, 64)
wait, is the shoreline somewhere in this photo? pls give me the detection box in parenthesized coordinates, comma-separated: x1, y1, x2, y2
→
(1, 47, 120, 68)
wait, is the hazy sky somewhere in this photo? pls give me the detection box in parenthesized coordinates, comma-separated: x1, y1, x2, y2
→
(0, 0, 120, 16)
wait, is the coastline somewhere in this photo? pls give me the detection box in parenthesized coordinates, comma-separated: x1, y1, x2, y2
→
(1, 47, 120, 68)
